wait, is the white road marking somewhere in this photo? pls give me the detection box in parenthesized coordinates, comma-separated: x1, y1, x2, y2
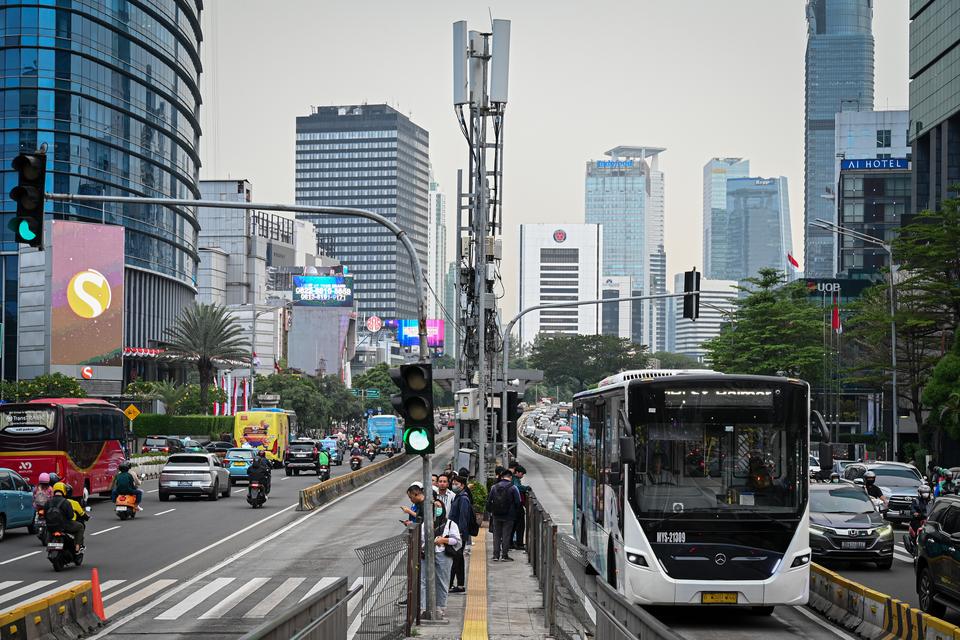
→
(298, 577, 338, 603)
(0, 582, 21, 593)
(104, 580, 177, 619)
(0, 581, 86, 615)
(346, 578, 364, 617)
(100, 580, 126, 593)
(198, 577, 269, 619)
(155, 578, 235, 620)
(0, 551, 41, 565)
(244, 577, 306, 618)
(91, 526, 121, 536)
(154, 509, 176, 516)
(147, 489, 159, 493)
(0, 581, 57, 607)
(791, 605, 859, 640)
(233, 488, 245, 494)
(895, 553, 914, 563)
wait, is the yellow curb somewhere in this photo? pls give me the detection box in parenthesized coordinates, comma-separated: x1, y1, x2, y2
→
(461, 526, 488, 640)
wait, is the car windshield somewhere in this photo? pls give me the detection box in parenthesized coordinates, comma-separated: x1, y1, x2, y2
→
(873, 467, 922, 486)
(168, 455, 209, 465)
(290, 444, 313, 451)
(226, 450, 254, 460)
(809, 456, 819, 467)
(811, 488, 873, 514)
(145, 438, 168, 446)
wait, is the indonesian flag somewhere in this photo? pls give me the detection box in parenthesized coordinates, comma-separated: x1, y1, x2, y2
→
(252, 351, 261, 367)
(832, 294, 843, 334)
(787, 252, 800, 269)
(274, 360, 282, 374)
(232, 378, 239, 416)
(242, 378, 249, 412)
(222, 375, 231, 416)
(213, 377, 221, 416)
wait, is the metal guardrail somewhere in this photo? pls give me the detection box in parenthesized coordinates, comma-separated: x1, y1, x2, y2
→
(239, 577, 355, 640)
(354, 531, 413, 640)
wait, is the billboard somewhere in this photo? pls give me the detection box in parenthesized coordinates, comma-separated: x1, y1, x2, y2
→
(51, 221, 124, 367)
(292, 275, 354, 306)
(397, 319, 445, 348)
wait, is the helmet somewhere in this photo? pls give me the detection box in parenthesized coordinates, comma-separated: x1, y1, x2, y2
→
(119, 461, 132, 472)
(38, 472, 50, 484)
(52, 482, 68, 495)
(65, 484, 74, 498)
(864, 470, 877, 484)
(48, 473, 60, 484)
(919, 484, 932, 498)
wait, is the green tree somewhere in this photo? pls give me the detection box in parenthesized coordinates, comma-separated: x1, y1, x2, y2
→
(254, 373, 327, 431)
(528, 334, 649, 391)
(702, 269, 825, 383)
(1, 374, 87, 402)
(922, 338, 960, 447)
(315, 375, 364, 423)
(176, 384, 227, 416)
(651, 351, 709, 370)
(352, 363, 400, 413)
(151, 380, 188, 416)
(164, 303, 250, 413)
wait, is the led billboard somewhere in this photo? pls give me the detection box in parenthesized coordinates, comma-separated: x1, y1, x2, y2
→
(292, 275, 354, 306)
(397, 319, 445, 348)
(50, 221, 125, 366)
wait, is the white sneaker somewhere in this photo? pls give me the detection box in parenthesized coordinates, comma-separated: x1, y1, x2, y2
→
(137, 505, 143, 511)
(437, 607, 445, 618)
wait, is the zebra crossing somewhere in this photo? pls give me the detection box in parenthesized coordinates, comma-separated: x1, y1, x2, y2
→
(0, 574, 365, 625)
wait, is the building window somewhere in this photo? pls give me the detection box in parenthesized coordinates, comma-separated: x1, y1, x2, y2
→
(876, 130, 891, 148)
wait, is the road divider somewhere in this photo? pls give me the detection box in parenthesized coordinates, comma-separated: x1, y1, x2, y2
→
(0, 577, 104, 639)
(808, 563, 960, 640)
(297, 432, 453, 511)
(518, 433, 572, 467)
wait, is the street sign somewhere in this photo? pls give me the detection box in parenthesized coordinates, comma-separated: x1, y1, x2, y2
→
(366, 409, 375, 417)
(366, 389, 380, 399)
(349, 388, 360, 397)
(123, 404, 141, 421)
(366, 315, 383, 332)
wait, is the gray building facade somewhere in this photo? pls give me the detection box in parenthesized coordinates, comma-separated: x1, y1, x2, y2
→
(294, 105, 430, 321)
(804, 0, 875, 278)
(703, 157, 751, 280)
(725, 177, 794, 280)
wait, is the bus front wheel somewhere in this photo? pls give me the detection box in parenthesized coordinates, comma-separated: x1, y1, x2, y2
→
(752, 606, 775, 616)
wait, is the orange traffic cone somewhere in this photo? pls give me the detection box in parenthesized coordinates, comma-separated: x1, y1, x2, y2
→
(91, 568, 106, 621)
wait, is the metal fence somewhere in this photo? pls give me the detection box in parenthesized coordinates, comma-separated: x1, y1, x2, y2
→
(354, 529, 415, 640)
(239, 576, 356, 640)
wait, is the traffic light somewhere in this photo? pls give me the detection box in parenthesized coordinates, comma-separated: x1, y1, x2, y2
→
(390, 363, 435, 455)
(682, 268, 701, 321)
(9, 151, 47, 248)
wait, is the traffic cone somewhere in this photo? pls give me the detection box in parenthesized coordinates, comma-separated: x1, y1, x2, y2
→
(91, 568, 106, 621)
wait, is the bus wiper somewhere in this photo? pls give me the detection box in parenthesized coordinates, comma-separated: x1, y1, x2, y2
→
(646, 509, 712, 529)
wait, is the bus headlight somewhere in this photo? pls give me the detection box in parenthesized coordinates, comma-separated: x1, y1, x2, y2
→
(791, 553, 811, 567)
(626, 552, 648, 567)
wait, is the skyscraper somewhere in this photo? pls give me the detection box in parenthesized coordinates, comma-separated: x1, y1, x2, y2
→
(294, 104, 430, 320)
(804, 0, 875, 278)
(1, 2, 203, 384)
(703, 158, 750, 280)
(726, 177, 793, 279)
(585, 147, 667, 350)
(427, 171, 447, 321)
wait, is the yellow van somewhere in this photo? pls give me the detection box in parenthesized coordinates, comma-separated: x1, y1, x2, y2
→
(234, 409, 290, 466)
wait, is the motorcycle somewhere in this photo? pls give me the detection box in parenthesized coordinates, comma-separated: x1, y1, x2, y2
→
(367, 450, 376, 462)
(47, 529, 83, 572)
(350, 455, 362, 471)
(247, 481, 267, 508)
(115, 494, 138, 521)
(317, 464, 330, 481)
(386, 449, 395, 459)
(34, 507, 47, 545)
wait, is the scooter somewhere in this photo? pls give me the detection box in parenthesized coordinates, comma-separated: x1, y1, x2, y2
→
(115, 494, 138, 521)
(47, 529, 84, 572)
(367, 450, 376, 462)
(317, 464, 330, 481)
(34, 507, 47, 545)
(350, 455, 362, 471)
(247, 481, 267, 508)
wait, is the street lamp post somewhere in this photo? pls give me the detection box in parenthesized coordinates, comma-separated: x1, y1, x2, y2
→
(813, 218, 899, 460)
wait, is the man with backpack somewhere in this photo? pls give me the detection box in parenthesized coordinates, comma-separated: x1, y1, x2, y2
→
(448, 475, 477, 592)
(486, 468, 521, 562)
(46, 482, 88, 552)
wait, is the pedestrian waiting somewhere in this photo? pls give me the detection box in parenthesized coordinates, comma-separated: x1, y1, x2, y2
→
(421, 495, 461, 618)
(448, 475, 476, 593)
(487, 467, 521, 561)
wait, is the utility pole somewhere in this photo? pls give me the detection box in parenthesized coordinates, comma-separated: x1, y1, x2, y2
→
(453, 19, 510, 481)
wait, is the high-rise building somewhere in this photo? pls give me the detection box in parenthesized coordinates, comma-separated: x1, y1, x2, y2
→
(427, 171, 447, 321)
(672, 275, 738, 363)
(909, 1, 960, 213)
(804, 0, 875, 278)
(294, 104, 430, 320)
(585, 147, 667, 349)
(600, 276, 634, 342)
(1, 2, 203, 385)
(703, 158, 751, 279)
(444, 262, 458, 358)
(725, 177, 793, 279)
(518, 224, 602, 348)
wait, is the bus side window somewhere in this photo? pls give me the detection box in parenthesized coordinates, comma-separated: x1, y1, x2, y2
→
(66, 412, 80, 442)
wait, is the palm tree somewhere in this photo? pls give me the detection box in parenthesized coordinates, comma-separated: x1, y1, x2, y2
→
(941, 391, 960, 431)
(164, 304, 249, 414)
(151, 380, 188, 416)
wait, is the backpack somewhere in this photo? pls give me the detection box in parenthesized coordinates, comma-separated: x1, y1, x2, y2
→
(45, 497, 68, 529)
(466, 499, 480, 537)
(488, 482, 513, 517)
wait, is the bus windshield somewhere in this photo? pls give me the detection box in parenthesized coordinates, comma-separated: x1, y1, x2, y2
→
(630, 382, 807, 519)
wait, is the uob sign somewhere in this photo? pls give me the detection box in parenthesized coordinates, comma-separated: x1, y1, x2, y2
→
(806, 280, 841, 293)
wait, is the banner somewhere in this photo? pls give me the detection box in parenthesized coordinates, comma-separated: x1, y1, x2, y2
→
(396, 319, 445, 348)
(292, 275, 354, 307)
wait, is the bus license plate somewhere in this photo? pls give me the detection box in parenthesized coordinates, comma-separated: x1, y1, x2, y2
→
(701, 592, 737, 604)
(841, 541, 866, 550)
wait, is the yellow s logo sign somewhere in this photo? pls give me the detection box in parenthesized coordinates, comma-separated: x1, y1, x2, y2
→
(67, 269, 112, 319)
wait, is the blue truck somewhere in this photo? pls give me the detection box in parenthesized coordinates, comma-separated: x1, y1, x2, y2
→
(367, 414, 402, 449)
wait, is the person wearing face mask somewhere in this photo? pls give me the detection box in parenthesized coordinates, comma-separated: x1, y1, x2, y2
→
(421, 495, 461, 618)
(447, 475, 475, 593)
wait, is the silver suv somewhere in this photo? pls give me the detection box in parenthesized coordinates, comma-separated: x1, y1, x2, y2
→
(843, 461, 924, 524)
(159, 453, 231, 502)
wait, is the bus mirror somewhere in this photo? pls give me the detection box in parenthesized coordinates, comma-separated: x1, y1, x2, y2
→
(619, 437, 636, 465)
(818, 442, 833, 472)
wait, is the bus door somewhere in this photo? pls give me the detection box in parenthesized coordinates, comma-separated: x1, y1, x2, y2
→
(592, 399, 605, 527)
(607, 394, 625, 535)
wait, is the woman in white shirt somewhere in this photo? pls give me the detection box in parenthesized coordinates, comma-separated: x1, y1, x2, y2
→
(421, 495, 461, 618)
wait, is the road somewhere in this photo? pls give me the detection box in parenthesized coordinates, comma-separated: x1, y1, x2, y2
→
(516, 434, 857, 640)
(0, 445, 437, 638)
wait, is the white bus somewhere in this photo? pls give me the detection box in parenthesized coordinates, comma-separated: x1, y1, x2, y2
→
(572, 370, 816, 614)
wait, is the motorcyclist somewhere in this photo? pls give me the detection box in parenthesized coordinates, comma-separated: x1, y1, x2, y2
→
(33, 472, 53, 509)
(317, 446, 330, 467)
(863, 470, 887, 505)
(910, 484, 933, 529)
(111, 461, 144, 510)
(46, 482, 87, 552)
(350, 445, 363, 458)
(248, 450, 272, 495)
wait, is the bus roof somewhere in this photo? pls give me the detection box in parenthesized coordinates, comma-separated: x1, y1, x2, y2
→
(595, 369, 719, 389)
(580, 371, 806, 399)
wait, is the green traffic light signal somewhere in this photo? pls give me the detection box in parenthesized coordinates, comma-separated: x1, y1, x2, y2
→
(10, 151, 47, 249)
(404, 427, 432, 452)
(16, 219, 37, 242)
(390, 363, 436, 456)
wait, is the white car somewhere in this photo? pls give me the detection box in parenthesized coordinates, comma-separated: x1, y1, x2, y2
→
(159, 453, 231, 502)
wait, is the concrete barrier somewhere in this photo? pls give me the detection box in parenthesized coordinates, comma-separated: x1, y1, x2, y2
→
(855, 585, 888, 640)
(0, 580, 104, 640)
(518, 434, 572, 468)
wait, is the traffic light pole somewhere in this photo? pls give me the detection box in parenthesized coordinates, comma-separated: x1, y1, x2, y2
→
(44, 191, 441, 619)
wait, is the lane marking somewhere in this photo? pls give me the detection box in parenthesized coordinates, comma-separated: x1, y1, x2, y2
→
(154, 509, 176, 516)
(895, 553, 914, 563)
(243, 577, 306, 618)
(0, 581, 57, 607)
(147, 489, 159, 494)
(233, 488, 246, 494)
(0, 582, 22, 593)
(298, 577, 338, 603)
(791, 604, 859, 640)
(155, 577, 236, 620)
(104, 580, 177, 619)
(0, 551, 41, 565)
(346, 577, 363, 616)
(91, 526, 121, 536)
(100, 580, 126, 593)
(199, 577, 269, 619)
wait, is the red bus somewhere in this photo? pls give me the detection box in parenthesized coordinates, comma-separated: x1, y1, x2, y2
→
(0, 398, 126, 501)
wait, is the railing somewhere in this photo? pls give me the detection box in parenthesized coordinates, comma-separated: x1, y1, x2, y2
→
(519, 432, 573, 467)
(238, 576, 356, 640)
(354, 530, 415, 640)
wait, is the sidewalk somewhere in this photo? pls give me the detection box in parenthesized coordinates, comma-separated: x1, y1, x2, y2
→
(412, 525, 551, 640)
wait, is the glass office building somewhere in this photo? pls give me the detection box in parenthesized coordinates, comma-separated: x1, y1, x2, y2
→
(295, 104, 429, 321)
(804, 0, 875, 278)
(909, 0, 960, 213)
(703, 157, 750, 280)
(0, 2, 203, 381)
(837, 168, 912, 281)
(725, 177, 793, 279)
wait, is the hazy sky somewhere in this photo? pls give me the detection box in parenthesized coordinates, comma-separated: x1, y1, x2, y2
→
(199, 1, 909, 319)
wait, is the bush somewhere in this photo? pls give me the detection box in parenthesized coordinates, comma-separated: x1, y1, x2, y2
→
(133, 414, 234, 439)
(469, 481, 488, 514)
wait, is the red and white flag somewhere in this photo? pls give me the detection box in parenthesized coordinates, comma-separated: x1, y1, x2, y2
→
(213, 376, 221, 416)
(232, 378, 239, 416)
(222, 375, 231, 416)
(242, 378, 249, 412)
(832, 294, 843, 335)
(787, 252, 800, 269)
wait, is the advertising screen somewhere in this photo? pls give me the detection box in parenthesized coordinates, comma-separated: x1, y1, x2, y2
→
(292, 275, 354, 306)
(51, 221, 124, 366)
(397, 319, 445, 348)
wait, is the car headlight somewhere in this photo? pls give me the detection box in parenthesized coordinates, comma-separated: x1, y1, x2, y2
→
(810, 524, 830, 537)
(876, 524, 893, 538)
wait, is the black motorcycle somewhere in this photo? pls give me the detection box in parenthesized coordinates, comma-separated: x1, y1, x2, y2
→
(317, 464, 330, 481)
(367, 450, 376, 462)
(247, 481, 267, 508)
(47, 529, 83, 571)
(34, 507, 47, 545)
(350, 455, 362, 471)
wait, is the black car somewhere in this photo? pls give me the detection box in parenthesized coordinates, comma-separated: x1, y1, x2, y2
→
(809, 481, 894, 569)
(917, 495, 960, 616)
(285, 440, 322, 476)
(141, 436, 184, 455)
(204, 441, 234, 457)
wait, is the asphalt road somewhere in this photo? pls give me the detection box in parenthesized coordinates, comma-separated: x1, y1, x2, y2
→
(516, 428, 857, 640)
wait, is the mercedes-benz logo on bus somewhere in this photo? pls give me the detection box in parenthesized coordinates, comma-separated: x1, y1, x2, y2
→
(714, 553, 727, 566)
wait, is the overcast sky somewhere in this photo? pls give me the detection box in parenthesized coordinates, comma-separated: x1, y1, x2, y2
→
(198, 0, 909, 319)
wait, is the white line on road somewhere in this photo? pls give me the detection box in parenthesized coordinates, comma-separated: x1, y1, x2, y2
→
(346, 578, 363, 617)
(91, 526, 121, 536)
(790, 604, 859, 640)
(895, 553, 914, 563)
(0, 581, 56, 607)
(243, 577, 305, 618)
(0, 582, 21, 593)
(100, 580, 126, 593)
(0, 551, 41, 565)
(147, 489, 159, 493)
(104, 580, 177, 619)
(199, 577, 269, 619)
(154, 509, 176, 516)
(155, 577, 235, 620)
(298, 577, 338, 603)
(233, 488, 246, 494)
(0, 581, 85, 615)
